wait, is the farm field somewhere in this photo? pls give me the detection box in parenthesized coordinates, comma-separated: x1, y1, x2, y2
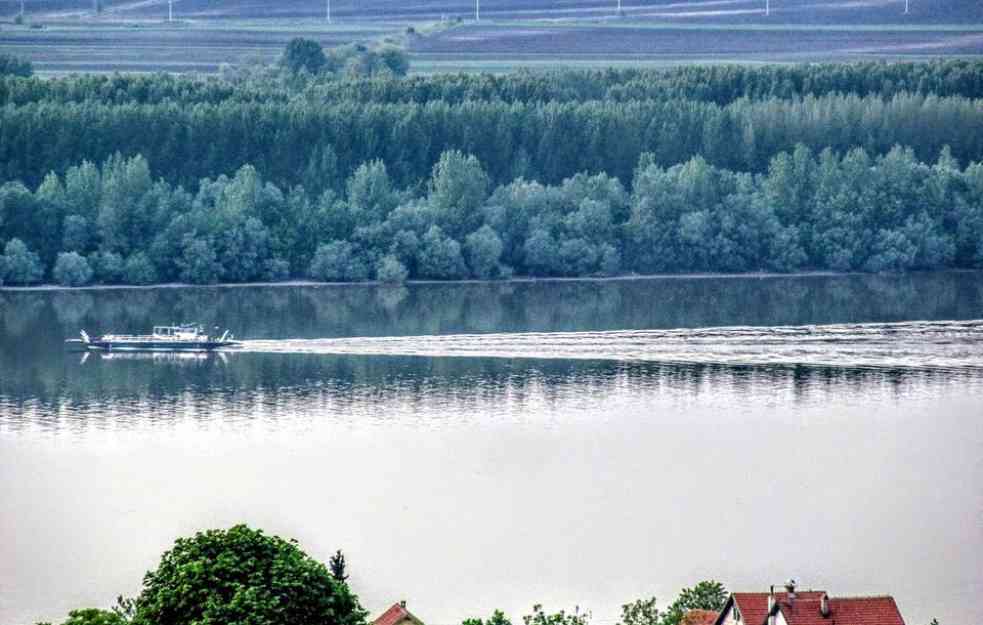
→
(4, 0, 983, 24)
(1, 0, 981, 74)
(412, 23, 983, 68)
(0, 24, 400, 73)
(3, 21, 982, 75)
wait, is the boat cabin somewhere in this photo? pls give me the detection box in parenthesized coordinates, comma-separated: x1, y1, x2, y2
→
(152, 325, 204, 339)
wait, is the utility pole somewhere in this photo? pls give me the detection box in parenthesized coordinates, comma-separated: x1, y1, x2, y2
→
(765, 0, 770, 16)
(168, 0, 173, 22)
(617, 0, 622, 14)
(475, 0, 480, 22)
(326, 0, 331, 23)
(20, 0, 25, 18)
(904, 0, 909, 14)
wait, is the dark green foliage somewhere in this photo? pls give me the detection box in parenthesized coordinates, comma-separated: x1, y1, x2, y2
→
(618, 598, 660, 625)
(53, 251, 93, 286)
(329, 549, 349, 583)
(3, 143, 983, 286)
(310, 241, 370, 282)
(523, 605, 591, 625)
(129, 524, 367, 625)
(376, 254, 409, 284)
(465, 225, 504, 279)
(2, 238, 43, 284)
(661, 581, 728, 625)
(281, 38, 327, 75)
(89, 251, 124, 283)
(0, 53, 32, 77)
(419, 226, 467, 279)
(464, 610, 514, 625)
(123, 252, 158, 285)
(178, 237, 222, 284)
(43, 608, 127, 625)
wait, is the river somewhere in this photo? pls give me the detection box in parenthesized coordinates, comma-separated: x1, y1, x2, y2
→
(1, 272, 981, 625)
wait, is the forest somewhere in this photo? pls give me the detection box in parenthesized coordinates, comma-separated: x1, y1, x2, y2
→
(1, 58, 982, 286)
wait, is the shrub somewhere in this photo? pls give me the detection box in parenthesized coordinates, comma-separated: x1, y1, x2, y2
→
(53, 252, 94, 286)
(130, 525, 367, 625)
(376, 254, 409, 284)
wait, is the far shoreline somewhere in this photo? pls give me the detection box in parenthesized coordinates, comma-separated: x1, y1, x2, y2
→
(2, 268, 979, 293)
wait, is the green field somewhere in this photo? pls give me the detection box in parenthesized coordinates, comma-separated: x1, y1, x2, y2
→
(3, 18, 982, 75)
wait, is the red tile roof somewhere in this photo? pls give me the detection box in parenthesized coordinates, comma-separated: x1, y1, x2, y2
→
(373, 603, 423, 625)
(683, 610, 721, 625)
(720, 592, 905, 625)
(731, 592, 827, 625)
(781, 597, 906, 625)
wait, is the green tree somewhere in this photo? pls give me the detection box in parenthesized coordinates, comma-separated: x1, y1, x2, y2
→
(662, 582, 728, 625)
(129, 525, 367, 625)
(62, 215, 91, 253)
(177, 237, 222, 285)
(0, 53, 33, 77)
(53, 252, 94, 287)
(618, 597, 660, 625)
(522, 605, 591, 625)
(429, 151, 490, 238)
(419, 225, 467, 279)
(44, 608, 127, 625)
(376, 47, 410, 76)
(465, 225, 504, 279)
(464, 610, 514, 625)
(2, 238, 44, 284)
(310, 241, 370, 282)
(124, 252, 158, 285)
(281, 38, 327, 75)
(376, 254, 409, 284)
(329, 549, 349, 583)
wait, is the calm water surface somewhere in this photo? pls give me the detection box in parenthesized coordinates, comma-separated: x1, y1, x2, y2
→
(1, 273, 982, 625)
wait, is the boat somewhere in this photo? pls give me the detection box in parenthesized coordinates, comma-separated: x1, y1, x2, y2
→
(70, 324, 240, 352)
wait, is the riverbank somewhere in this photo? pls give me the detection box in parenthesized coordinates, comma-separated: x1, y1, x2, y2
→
(0, 269, 883, 292)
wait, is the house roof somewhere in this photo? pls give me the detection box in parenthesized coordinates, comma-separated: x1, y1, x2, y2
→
(780, 596, 906, 625)
(373, 603, 425, 625)
(683, 609, 721, 625)
(715, 592, 905, 625)
(722, 592, 827, 625)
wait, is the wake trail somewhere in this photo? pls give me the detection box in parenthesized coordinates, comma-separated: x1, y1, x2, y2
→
(237, 320, 983, 370)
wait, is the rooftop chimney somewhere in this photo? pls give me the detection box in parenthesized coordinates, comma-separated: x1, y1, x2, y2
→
(820, 594, 830, 618)
(785, 579, 797, 604)
(400, 600, 407, 609)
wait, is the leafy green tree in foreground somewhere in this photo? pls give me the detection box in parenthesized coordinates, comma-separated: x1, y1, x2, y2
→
(129, 524, 367, 625)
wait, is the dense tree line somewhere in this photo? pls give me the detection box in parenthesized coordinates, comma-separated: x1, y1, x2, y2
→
(2, 92, 981, 192)
(3, 60, 982, 108)
(2, 144, 981, 286)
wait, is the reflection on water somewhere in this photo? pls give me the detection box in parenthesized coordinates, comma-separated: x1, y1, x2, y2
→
(2, 273, 983, 625)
